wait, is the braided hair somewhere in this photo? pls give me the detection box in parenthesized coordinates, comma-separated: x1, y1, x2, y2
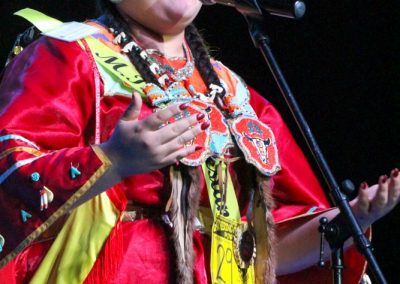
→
(97, 0, 160, 85)
(96, 0, 226, 96)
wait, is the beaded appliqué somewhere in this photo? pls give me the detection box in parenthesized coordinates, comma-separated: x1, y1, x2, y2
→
(164, 99, 234, 166)
(110, 28, 279, 174)
(228, 116, 280, 176)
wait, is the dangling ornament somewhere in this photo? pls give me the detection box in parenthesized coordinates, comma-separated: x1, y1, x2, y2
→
(40, 186, 54, 211)
(20, 210, 32, 223)
(70, 163, 81, 179)
(0, 235, 4, 253)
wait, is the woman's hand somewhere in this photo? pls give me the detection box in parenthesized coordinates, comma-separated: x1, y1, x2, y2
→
(276, 168, 400, 275)
(99, 92, 208, 179)
(352, 168, 400, 228)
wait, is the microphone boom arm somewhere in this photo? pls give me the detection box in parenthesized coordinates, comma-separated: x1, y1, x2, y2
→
(200, 0, 306, 19)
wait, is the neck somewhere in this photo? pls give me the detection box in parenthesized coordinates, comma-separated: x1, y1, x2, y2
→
(126, 20, 186, 58)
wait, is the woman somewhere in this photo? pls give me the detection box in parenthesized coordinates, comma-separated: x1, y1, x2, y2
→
(0, 0, 398, 283)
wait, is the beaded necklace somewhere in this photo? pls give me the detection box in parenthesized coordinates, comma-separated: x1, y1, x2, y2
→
(108, 25, 245, 118)
(110, 27, 226, 97)
(111, 29, 195, 87)
(145, 44, 195, 83)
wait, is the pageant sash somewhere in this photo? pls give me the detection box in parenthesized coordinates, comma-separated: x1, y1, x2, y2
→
(202, 160, 255, 284)
(14, 8, 146, 96)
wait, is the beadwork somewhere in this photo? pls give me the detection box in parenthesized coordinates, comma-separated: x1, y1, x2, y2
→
(0, 235, 4, 253)
(109, 26, 245, 117)
(70, 164, 81, 179)
(115, 30, 195, 85)
(31, 172, 40, 182)
(20, 210, 32, 223)
(40, 186, 54, 211)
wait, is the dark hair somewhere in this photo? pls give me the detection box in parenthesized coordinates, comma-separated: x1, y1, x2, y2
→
(96, 0, 225, 96)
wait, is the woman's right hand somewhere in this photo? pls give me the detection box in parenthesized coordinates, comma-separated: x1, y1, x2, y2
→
(99, 92, 208, 179)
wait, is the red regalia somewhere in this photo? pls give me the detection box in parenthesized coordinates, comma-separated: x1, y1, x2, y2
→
(0, 21, 368, 283)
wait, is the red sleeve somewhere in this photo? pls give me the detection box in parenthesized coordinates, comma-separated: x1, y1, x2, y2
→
(0, 37, 112, 267)
(249, 87, 331, 221)
(249, 87, 368, 284)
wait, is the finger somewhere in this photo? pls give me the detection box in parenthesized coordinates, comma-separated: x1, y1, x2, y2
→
(166, 122, 208, 150)
(357, 182, 370, 214)
(121, 92, 143, 121)
(160, 144, 203, 166)
(152, 122, 206, 158)
(157, 116, 209, 144)
(388, 168, 400, 204)
(143, 103, 190, 130)
(373, 175, 389, 210)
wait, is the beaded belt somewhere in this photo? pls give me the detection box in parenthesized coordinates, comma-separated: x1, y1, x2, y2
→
(121, 204, 172, 226)
(121, 208, 149, 222)
(122, 203, 208, 232)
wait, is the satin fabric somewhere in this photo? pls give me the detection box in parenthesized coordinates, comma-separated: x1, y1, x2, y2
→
(0, 34, 366, 283)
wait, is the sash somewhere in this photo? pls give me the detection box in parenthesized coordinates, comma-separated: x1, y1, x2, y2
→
(202, 160, 256, 284)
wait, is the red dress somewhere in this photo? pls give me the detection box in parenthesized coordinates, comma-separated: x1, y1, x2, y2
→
(0, 29, 366, 283)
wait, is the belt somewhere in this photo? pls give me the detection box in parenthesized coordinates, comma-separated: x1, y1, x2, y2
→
(121, 203, 172, 227)
(122, 203, 205, 231)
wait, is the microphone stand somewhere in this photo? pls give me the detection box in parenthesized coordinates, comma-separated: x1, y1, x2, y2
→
(227, 2, 388, 283)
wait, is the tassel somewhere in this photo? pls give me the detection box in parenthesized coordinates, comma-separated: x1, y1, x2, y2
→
(40, 186, 54, 211)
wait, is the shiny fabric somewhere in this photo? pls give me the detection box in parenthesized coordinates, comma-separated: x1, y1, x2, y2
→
(0, 32, 366, 283)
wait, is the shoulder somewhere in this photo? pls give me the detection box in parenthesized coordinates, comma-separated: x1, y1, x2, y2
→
(210, 60, 274, 106)
(0, 34, 98, 113)
(211, 59, 251, 99)
(211, 60, 245, 89)
(4, 37, 91, 79)
(6, 19, 115, 70)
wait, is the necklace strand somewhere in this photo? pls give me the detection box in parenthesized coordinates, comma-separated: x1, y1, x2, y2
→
(111, 27, 194, 85)
(109, 26, 234, 114)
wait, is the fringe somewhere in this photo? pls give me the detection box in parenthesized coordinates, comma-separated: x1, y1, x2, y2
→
(84, 220, 124, 284)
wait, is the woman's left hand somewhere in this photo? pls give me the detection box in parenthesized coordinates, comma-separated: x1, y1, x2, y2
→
(352, 168, 400, 228)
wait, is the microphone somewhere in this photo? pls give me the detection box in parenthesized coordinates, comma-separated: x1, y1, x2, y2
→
(200, 0, 306, 19)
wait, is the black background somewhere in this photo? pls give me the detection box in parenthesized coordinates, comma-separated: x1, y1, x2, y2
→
(1, 1, 399, 282)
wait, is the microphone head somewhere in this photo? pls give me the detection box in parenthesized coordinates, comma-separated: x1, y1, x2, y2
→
(294, 1, 306, 19)
(199, 0, 216, 5)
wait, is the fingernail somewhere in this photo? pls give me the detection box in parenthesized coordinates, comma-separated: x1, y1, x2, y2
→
(196, 113, 205, 121)
(195, 145, 203, 151)
(392, 168, 399, 178)
(201, 121, 210, 130)
(360, 182, 368, 190)
(380, 175, 388, 184)
(179, 103, 189, 110)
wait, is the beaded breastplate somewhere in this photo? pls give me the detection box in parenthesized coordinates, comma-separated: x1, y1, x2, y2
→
(143, 62, 280, 176)
(91, 27, 280, 176)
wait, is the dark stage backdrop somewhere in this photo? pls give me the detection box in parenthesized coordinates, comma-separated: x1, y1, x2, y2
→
(1, 1, 399, 282)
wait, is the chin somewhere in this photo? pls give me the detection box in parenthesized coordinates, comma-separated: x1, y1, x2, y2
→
(164, 0, 202, 21)
(160, 5, 201, 33)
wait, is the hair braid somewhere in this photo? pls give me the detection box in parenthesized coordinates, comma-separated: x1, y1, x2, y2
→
(96, 0, 160, 86)
(185, 24, 226, 97)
